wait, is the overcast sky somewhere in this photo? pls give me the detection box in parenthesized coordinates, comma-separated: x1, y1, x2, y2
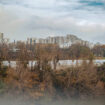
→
(0, 0, 105, 43)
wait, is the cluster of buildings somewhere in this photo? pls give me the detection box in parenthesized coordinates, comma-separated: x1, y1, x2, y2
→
(27, 34, 94, 48)
(0, 32, 94, 48)
(0, 32, 9, 44)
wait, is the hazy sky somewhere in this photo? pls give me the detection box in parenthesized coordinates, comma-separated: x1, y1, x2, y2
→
(0, 0, 105, 43)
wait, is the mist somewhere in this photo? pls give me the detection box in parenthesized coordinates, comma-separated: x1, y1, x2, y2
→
(0, 93, 105, 105)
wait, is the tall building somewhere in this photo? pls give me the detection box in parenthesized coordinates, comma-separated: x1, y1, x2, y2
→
(0, 32, 4, 43)
(0, 32, 9, 44)
(27, 38, 36, 45)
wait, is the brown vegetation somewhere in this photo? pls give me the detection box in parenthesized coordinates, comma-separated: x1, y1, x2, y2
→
(0, 60, 104, 100)
(0, 42, 105, 101)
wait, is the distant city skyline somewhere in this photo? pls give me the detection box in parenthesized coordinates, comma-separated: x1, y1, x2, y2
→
(26, 34, 95, 48)
(0, 0, 105, 43)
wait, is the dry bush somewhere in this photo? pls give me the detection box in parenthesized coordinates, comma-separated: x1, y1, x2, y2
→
(76, 61, 98, 97)
(53, 61, 105, 98)
(1, 59, 105, 99)
(4, 62, 44, 99)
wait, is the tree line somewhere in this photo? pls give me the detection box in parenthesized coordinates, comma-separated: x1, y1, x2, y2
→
(0, 42, 105, 61)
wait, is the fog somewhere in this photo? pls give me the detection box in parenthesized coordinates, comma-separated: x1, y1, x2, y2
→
(0, 94, 105, 105)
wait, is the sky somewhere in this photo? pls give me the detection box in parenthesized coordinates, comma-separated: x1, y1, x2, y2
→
(0, 0, 105, 43)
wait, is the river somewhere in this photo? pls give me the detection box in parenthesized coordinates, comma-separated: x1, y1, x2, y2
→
(2, 59, 105, 69)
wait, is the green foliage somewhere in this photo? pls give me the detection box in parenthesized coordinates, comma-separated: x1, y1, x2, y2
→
(69, 44, 93, 59)
(0, 80, 6, 94)
(97, 63, 105, 82)
(0, 63, 8, 94)
(0, 66, 8, 78)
